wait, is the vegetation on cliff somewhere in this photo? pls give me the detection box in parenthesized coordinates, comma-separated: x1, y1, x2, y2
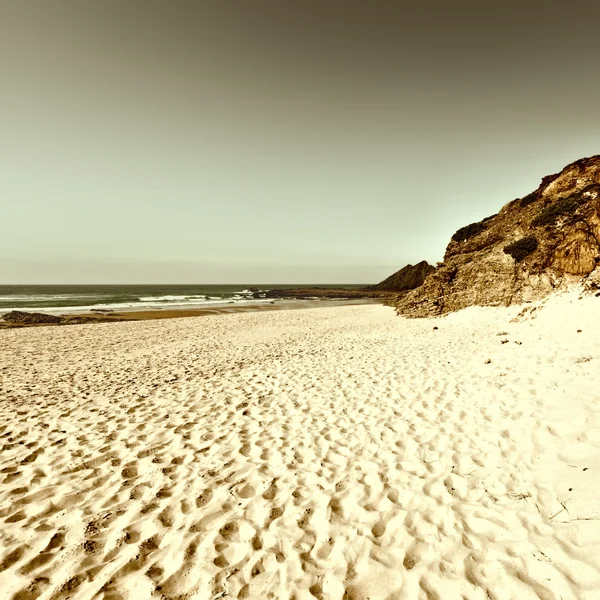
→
(503, 236, 538, 262)
(451, 221, 488, 243)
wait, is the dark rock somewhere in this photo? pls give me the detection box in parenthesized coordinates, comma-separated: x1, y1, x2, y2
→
(1, 311, 63, 324)
(264, 288, 388, 299)
(364, 260, 434, 292)
(61, 316, 102, 325)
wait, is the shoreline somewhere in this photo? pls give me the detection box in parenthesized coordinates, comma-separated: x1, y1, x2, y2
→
(1, 293, 599, 598)
(0, 297, 387, 328)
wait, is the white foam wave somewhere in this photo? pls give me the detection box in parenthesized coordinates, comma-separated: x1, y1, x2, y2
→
(0, 297, 277, 315)
(138, 294, 208, 302)
(0, 295, 104, 301)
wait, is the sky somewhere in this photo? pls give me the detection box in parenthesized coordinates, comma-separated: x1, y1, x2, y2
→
(1, 1, 599, 284)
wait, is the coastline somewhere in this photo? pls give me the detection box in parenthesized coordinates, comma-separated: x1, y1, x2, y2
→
(0, 297, 387, 328)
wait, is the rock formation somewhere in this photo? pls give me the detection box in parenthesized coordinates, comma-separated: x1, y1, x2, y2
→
(395, 155, 600, 317)
(264, 288, 388, 299)
(0, 311, 122, 327)
(264, 261, 433, 300)
(364, 260, 434, 292)
(2, 311, 63, 324)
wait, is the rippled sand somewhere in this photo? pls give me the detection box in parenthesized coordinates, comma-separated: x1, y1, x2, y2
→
(1, 290, 599, 599)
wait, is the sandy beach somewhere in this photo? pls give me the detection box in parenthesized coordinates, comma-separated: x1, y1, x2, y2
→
(1, 289, 599, 600)
(0, 299, 385, 329)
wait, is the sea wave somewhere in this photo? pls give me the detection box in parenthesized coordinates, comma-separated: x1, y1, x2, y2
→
(0, 296, 279, 315)
(0, 294, 105, 301)
(138, 295, 208, 302)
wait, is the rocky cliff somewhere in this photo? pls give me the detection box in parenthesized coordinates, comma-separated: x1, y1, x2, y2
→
(395, 155, 600, 317)
(364, 260, 434, 292)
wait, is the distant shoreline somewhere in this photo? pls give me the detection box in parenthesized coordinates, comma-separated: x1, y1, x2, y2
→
(0, 283, 383, 314)
(0, 297, 388, 329)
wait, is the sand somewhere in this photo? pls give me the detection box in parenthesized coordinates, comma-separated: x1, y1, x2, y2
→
(0, 299, 383, 329)
(1, 289, 599, 600)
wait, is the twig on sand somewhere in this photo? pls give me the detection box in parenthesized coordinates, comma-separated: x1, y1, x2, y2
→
(509, 491, 532, 503)
(533, 545, 552, 563)
(549, 500, 569, 521)
(554, 515, 600, 523)
(541, 499, 600, 522)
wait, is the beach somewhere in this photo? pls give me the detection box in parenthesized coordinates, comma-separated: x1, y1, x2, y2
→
(0, 299, 385, 329)
(0, 285, 387, 329)
(1, 290, 599, 599)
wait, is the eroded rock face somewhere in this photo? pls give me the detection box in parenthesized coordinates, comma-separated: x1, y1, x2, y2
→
(395, 155, 600, 317)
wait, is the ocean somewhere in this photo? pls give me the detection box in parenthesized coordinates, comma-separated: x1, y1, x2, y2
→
(0, 284, 365, 314)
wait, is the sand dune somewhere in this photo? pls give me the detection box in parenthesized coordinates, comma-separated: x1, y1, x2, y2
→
(1, 290, 600, 599)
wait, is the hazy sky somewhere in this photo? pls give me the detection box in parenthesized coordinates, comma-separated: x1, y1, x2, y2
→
(1, 1, 599, 284)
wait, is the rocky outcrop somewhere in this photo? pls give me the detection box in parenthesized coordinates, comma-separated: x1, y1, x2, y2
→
(364, 260, 434, 292)
(2, 311, 63, 324)
(0, 311, 122, 327)
(395, 155, 600, 317)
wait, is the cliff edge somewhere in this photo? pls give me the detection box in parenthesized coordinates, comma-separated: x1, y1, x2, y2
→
(395, 155, 600, 317)
(364, 260, 434, 292)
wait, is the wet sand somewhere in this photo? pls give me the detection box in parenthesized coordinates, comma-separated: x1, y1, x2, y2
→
(0, 298, 385, 328)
